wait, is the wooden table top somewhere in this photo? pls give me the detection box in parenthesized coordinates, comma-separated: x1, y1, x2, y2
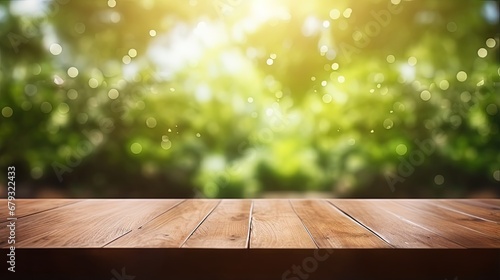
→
(1, 199, 499, 249)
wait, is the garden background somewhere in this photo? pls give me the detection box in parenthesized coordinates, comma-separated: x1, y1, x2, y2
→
(0, 0, 499, 198)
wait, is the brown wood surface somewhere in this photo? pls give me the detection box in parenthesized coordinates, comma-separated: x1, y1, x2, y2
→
(371, 200, 500, 248)
(0, 199, 82, 221)
(107, 199, 219, 248)
(396, 200, 500, 240)
(250, 199, 316, 248)
(0, 199, 182, 248)
(436, 199, 500, 223)
(476, 199, 500, 207)
(1, 199, 499, 249)
(330, 199, 464, 248)
(182, 199, 252, 248)
(291, 199, 390, 248)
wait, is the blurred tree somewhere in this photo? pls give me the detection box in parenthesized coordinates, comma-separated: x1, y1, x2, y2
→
(0, 0, 498, 198)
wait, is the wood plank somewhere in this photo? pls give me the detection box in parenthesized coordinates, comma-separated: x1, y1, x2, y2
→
(459, 199, 499, 209)
(107, 199, 219, 248)
(436, 200, 500, 223)
(182, 199, 252, 248)
(373, 200, 500, 248)
(393, 200, 500, 240)
(1, 199, 497, 249)
(0, 199, 182, 248)
(329, 199, 464, 248)
(476, 199, 500, 207)
(1, 199, 112, 248)
(250, 200, 316, 248)
(291, 200, 390, 248)
(0, 199, 82, 221)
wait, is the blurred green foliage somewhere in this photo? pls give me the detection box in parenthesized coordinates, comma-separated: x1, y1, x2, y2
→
(0, 0, 499, 197)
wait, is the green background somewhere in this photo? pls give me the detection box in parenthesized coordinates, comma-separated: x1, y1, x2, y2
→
(0, 0, 499, 198)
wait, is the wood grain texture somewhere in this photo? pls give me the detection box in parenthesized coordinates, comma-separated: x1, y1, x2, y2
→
(1, 199, 498, 249)
(291, 200, 390, 248)
(182, 199, 252, 248)
(397, 200, 500, 240)
(0, 199, 82, 221)
(457, 199, 500, 210)
(373, 200, 500, 248)
(460, 199, 500, 210)
(0, 199, 182, 248)
(476, 199, 500, 207)
(330, 199, 464, 248)
(250, 200, 316, 248)
(107, 199, 219, 248)
(435, 199, 500, 223)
